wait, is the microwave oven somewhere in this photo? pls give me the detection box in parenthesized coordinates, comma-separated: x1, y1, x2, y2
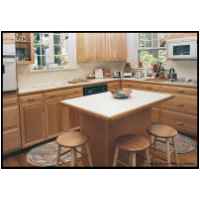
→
(168, 40, 197, 59)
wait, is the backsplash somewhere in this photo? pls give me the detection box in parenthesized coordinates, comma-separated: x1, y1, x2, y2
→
(17, 62, 124, 88)
(166, 60, 197, 80)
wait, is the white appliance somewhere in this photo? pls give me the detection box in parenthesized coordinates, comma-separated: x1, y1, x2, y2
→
(95, 68, 104, 79)
(3, 43, 18, 92)
(168, 40, 197, 59)
(3, 57, 18, 92)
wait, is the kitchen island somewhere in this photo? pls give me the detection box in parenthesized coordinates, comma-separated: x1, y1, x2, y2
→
(62, 90, 173, 167)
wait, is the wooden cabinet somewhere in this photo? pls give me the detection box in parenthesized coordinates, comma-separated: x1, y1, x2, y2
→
(160, 110, 197, 137)
(107, 81, 120, 93)
(62, 87, 83, 130)
(16, 33, 34, 65)
(160, 94, 197, 115)
(151, 108, 160, 124)
(3, 33, 15, 44)
(19, 87, 83, 147)
(77, 33, 127, 63)
(45, 97, 63, 138)
(122, 80, 197, 137)
(164, 33, 197, 41)
(3, 93, 21, 154)
(19, 94, 46, 147)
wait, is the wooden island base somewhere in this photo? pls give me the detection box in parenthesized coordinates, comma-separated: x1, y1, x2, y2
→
(80, 108, 151, 167)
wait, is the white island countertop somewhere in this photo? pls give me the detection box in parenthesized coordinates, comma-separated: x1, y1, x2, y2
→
(62, 90, 173, 119)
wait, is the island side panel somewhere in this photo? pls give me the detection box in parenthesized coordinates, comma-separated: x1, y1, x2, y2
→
(80, 112, 110, 166)
(79, 108, 152, 167)
(108, 108, 152, 166)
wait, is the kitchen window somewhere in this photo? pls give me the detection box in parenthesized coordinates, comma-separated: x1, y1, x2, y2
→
(138, 33, 167, 66)
(32, 33, 69, 71)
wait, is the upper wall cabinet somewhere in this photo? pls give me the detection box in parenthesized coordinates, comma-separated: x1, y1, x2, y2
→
(164, 33, 197, 41)
(15, 33, 34, 65)
(76, 33, 127, 63)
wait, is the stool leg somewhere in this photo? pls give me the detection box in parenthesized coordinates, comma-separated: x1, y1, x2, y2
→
(85, 143, 93, 167)
(145, 148, 151, 166)
(129, 153, 136, 167)
(172, 137, 178, 166)
(113, 146, 119, 167)
(57, 144, 61, 166)
(166, 139, 171, 166)
(151, 135, 155, 146)
(71, 148, 76, 167)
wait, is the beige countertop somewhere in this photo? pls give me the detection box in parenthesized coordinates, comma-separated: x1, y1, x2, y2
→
(18, 77, 197, 95)
(18, 78, 115, 95)
(62, 90, 173, 119)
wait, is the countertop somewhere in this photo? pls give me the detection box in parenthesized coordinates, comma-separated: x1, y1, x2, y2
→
(18, 77, 197, 95)
(62, 90, 172, 119)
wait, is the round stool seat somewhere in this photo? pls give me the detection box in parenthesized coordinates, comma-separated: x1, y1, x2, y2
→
(116, 135, 150, 152)
(57, 131, 88, 148)
(149, 124, 178, 138)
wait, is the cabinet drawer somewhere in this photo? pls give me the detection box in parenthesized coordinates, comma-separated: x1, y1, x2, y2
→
(108, 81, 120, 92)
(3, 128, 21, 153)
(160, 110, 197, 137)
(122, 81, 134, 89)
(161, 85, 197, 96)
(44, 90, 67, 99)
(19, 93, 44, 103)
(161, 95, 197, 115)
(3, 93, 18, 106)
(63, 87, 83, 97)
(3, 105, 19, 130)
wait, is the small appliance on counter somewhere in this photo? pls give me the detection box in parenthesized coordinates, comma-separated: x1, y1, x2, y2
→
(168, 68, 177, 82)
(112, 71, 121, 79)
(134, 68, 145, 79)
(95, 68, 104, 79)
(123, 62, 133, 78)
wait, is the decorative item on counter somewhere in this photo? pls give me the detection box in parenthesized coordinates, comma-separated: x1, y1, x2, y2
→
(87, 71, 95, 79)
(103, 69, 112, 78)
(112, 71, 121, 78)
(135, 68, 145, 79)
(95, 67, 104, 79)
(123, 62, 133, 78)
(112, 88, 132, 99)
(168, 68, 178, 82)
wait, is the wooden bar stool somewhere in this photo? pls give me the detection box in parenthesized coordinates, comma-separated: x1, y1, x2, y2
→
(113, 134, 151, 167)
(149, 124, 178, 166)
(56, 127, 93, 167)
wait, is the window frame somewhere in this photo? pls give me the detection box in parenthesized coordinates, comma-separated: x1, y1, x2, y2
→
(32, 33, 69, 72)
(138, 33, 167, 66)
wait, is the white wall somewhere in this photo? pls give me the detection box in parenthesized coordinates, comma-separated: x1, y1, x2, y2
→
(126, 33, 138, 65)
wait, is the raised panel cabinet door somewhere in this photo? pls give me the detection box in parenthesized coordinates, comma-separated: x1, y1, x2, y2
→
(3, 33, 16, 44)
(105, 33, 127, 61)
(3, 105, 19, 131)
(46, 98, 63, 137)
(20, 102, 46, 147)
(76, 33, 97, 63)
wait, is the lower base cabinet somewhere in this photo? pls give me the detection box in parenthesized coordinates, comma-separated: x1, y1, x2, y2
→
(20, 100, 46, 147)
(122, 80, 197, 137)
(19, 87, 83, 148)
(160, 110, 197, 137)
(3, 92, 21, 154)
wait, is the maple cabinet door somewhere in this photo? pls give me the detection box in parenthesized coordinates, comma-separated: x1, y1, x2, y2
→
(20, 102, 46, 147)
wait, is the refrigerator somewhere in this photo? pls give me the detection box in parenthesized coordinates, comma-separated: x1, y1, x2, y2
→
(2, 42, 18, 92)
